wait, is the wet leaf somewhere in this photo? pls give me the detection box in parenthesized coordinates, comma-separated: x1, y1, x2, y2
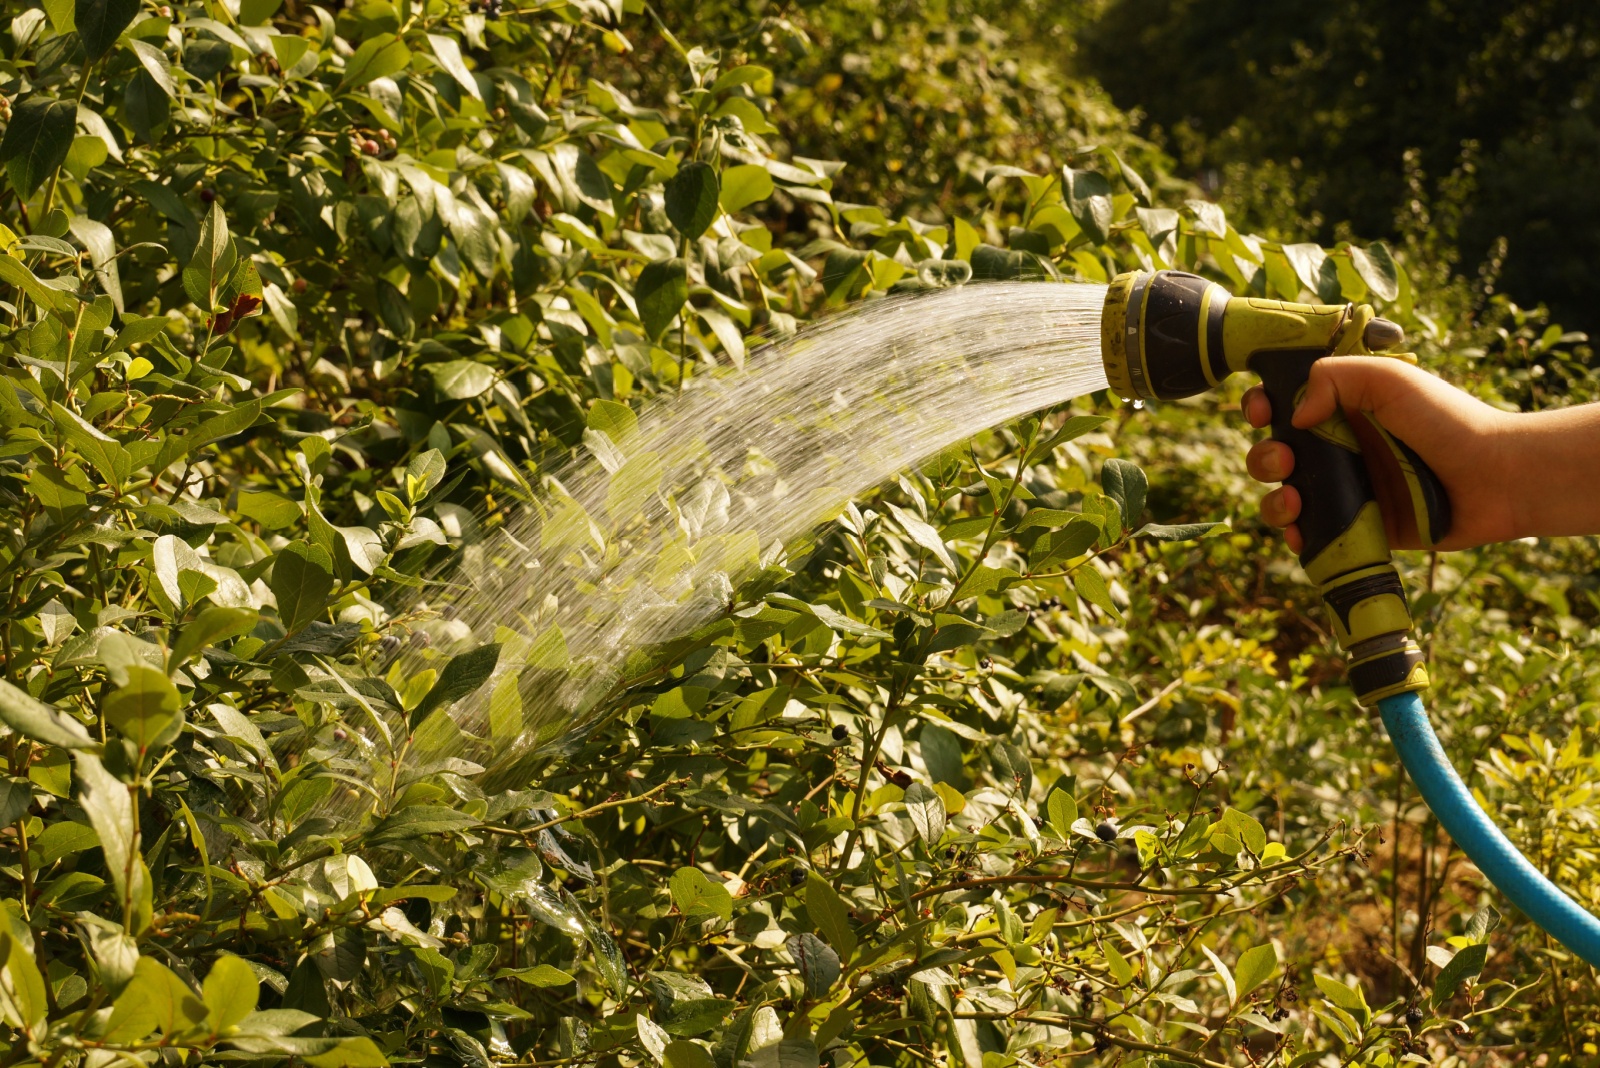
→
(665, 161, 719, 239)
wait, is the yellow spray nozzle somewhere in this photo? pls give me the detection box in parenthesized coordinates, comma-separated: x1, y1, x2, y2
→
(1099, 270, 1441, 706)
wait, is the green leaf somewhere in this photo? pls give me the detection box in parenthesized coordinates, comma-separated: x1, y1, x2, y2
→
(747, 1037, 820, 1068)
(155, 400, 264, 471)
(431, 359, 496, 400)
(51, 402, 132, 489)
(129, 39, 178, 98)
(488, 674, 523, 741)
(1016, 508, 1082, 533)
(1103, 147, 1151, 206)
(171, 606, 257, 667)
(376, 278, 414, 338)
(709, 64, 773, 94)
(1133, 522, 1226, 542)
(68, 215, 123, 310)
(885, 502, 956, 572)
(0, 933, 48, 1038)
(1431, 943, 1488, 1009)
(183, 202, 236, 311)
(902, 782, 945, 846)
(0, 679, 96, 749)
(203, 954, 260, 1033)
(74, 752, 146, 929)
(1235, 943, 1277, 999)
(448, 199, 497, 277)
(1136, 206, 1180, 244)
(1185, 198, 1227, 238)
(971, 243, 1049, 281)
(587, 926, 628, 996)
(32, 820, 99, 865)
(665, 1039, 716, 1068)
(787, 932, 840, 1000)
(665, 163, 721, 239)
(1217, 807, 1267, 854)
(0, 96, 76, 198)
(1282, 243, 1327, 294)
(367, 805, 481, 844)
(804, 873, 856, 960)
(105, 664, 183, 752)
(636, 258, 688, 341)
(1033, 414, 1108, 457)
(588, 399, 639, 442)
(1100, 459, 1147, 531)
(499, 964, 575, 987)
(0, 778, 27, 827)
(405, 448, 447, 502)
(75, 0, 139, 58)
(1349, 242, 1400, 302)
(1034, 519, 1102, 569)
(270, 542, 335, 635)
(427, 33, 482, 99)
(1072, 567, 1119, 619)
(1465, 904, 1501, 944)
(0, 255, 75, 312)
(297, 1036, 387, 1067)
(237, 490, 302, 530)
(719, 164, 774, 214)
(123, 69, 171, 143)
(340, 32, 412, 91)
(1046, 789, 1077, 841)
(821, 248, 870, 301)
(1104, 942, 1134, 986)
(1063, 167, 1113, 245)
(1314, 973, 1370, 1025)
(410, 642, 501, 728)
(669, 866, 733, 923)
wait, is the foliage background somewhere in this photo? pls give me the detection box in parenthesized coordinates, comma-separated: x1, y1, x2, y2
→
(0, 0, 1597, 1066)
(1079, 0, 1600, 338)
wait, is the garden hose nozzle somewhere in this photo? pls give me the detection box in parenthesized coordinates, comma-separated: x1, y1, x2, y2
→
(1100, 270, 1453, 705)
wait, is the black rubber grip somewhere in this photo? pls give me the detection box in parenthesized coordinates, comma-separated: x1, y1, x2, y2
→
(1349, 645, 1427, 698)
(1387, 428, 1454, 545)
(1250, 349, 1376, 566)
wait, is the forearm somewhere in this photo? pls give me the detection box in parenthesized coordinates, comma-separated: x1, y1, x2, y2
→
(1503, 402, 1600, 539)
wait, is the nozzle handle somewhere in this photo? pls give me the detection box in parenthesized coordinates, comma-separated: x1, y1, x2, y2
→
(1251, 349, 1429, 704)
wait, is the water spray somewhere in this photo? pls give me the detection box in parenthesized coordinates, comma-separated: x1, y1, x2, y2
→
(1099, 269, 1600, 966)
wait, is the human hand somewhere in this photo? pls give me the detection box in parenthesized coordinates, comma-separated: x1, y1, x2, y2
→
(1240, 357, 1518, 553)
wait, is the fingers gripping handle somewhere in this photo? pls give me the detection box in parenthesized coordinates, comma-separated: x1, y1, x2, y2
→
(1251, 350, 1430, 704)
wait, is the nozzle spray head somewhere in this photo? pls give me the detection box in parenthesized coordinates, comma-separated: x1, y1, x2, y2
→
(1100, 269, 1407, 403)
(1101, 270, 1231, 402)
(1099, 269, 1433, 707)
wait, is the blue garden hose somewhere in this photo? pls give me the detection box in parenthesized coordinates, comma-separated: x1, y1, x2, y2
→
(1378, 691, 1600, 968)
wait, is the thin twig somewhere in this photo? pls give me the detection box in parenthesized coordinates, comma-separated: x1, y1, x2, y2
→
(1119, 675, 1185, 727)
(481, 777, 684, 840)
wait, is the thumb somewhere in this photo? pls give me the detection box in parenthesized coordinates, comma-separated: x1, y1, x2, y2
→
(1289, 357, 1392, 429)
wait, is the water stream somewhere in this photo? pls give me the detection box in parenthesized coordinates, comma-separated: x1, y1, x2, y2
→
(371, 280, 1112, 789)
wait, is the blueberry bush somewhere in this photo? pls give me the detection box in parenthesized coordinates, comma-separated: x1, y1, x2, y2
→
(0, 0, 1595, 1065)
